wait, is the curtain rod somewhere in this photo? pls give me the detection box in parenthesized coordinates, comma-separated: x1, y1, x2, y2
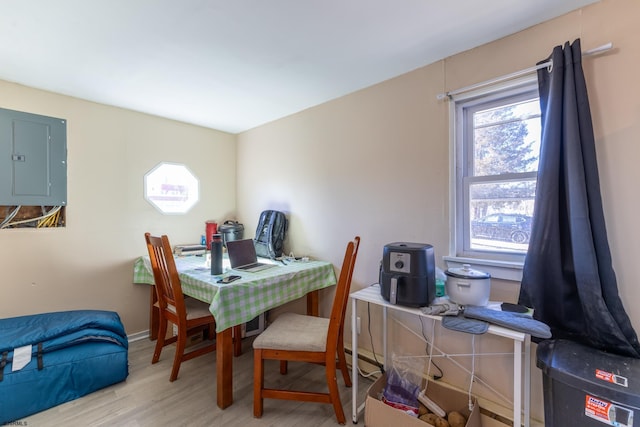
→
(436, 42, 613, 100)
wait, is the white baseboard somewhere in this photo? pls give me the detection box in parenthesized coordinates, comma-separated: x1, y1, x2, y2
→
(127, 330, 150, 343)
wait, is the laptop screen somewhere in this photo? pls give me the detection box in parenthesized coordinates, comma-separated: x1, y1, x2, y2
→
(227, 239, 258, 268)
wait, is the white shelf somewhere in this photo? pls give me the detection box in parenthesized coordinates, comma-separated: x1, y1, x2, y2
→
(350, 284, 531, 427)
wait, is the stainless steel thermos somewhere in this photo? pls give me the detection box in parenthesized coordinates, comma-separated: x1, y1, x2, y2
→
(211, 234, 223, 275)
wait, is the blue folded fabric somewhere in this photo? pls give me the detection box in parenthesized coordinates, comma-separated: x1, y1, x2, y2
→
(463, 305, 551, 338)
(0, 310, 129, 424)
(0, 309, 128, 352)
(442, 315, 489, 334)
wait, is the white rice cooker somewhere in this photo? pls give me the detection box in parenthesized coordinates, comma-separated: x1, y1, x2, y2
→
(445, 264, 491, 306)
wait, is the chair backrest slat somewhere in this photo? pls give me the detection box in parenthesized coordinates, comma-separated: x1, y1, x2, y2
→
(144, 233, 186, 319)
(326, 236, 360, 354)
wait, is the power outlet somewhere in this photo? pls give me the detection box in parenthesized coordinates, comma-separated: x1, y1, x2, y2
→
(356, 316, 361, 335)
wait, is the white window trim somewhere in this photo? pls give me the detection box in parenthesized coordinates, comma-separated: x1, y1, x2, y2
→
(446, 75, 538, 281)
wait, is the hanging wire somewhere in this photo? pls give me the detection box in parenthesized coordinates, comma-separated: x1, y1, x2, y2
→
(38, 207, 62, 228)
(2, 206, 62, 228)
(392, 317, 513, 406)
(422, 317, 438, 396)
(420, 316, 443, 380)
(363, 301, 384, 376)
(468, 335, 476, 411)
(0, 206, 21, 228)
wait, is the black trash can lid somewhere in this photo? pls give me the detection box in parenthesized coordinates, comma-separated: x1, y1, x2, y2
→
(537, 339, 640, 405)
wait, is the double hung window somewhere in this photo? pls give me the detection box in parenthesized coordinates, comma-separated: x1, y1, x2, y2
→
(450, 78, 541, 268)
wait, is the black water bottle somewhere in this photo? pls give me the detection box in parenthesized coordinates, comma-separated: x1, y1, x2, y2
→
(211, 234, 223, 275)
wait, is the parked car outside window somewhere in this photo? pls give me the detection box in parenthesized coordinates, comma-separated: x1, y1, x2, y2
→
(471, 213, 532, 244)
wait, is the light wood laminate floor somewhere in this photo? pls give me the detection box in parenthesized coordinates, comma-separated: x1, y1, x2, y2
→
(22, 336, 372, 427)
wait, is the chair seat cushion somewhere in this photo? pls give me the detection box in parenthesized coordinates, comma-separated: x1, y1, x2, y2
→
(165, 297, 213, 320)
(253, 312, 329, 352)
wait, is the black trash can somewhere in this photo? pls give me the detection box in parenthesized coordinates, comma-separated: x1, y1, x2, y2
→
(537, 339, 640, 427)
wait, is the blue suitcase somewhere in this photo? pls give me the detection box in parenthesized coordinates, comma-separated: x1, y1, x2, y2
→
(0, 310, 129, 423)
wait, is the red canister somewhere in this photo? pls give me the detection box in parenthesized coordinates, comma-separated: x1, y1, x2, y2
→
(205, 221, 218, 249)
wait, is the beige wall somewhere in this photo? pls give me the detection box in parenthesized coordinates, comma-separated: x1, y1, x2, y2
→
(0, 81, 237, 334)
(1, 0, 637, 423)
(237, 0, 640, 423)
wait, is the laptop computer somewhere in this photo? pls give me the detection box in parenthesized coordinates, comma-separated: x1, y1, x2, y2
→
(226, 239, 277, 273)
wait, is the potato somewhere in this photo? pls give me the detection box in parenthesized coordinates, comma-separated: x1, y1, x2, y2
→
(418, 402, 430, 416)
(419, 412, 451, 427)
(447, 410, 467, 427)
(419, 413, 439, 425)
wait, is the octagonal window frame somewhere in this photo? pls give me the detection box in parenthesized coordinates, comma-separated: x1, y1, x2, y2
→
(144, 162, 199, 215)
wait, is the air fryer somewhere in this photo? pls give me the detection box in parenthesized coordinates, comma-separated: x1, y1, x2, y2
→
(379, 242, 436, 307)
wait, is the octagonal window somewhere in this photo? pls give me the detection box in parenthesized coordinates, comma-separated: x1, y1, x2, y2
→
(144, 162, 199, 214)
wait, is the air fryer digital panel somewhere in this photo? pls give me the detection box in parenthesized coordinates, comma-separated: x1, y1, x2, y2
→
(388, 251, 411, 274)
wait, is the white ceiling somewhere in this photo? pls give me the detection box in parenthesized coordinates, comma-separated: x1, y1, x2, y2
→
(1, 0, 598, 134)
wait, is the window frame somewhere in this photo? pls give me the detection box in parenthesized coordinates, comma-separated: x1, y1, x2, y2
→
(144, 162, 200, 215)
(446, 75, 540, 280)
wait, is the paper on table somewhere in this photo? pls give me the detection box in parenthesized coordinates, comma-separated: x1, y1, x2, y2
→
(12, 345, 32, 371)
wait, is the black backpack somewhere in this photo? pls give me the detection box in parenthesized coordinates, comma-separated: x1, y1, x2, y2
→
(254, 210, 288, 259)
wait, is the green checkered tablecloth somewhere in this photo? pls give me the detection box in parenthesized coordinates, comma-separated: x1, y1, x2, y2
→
(133, 255, 337, 332)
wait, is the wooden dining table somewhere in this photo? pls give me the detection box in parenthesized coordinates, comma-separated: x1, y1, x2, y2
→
(133, 254, 337, 408)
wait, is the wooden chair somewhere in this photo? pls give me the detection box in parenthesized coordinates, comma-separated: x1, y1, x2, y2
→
(253, 236, 360, 424)
(144, 232, 240, 381)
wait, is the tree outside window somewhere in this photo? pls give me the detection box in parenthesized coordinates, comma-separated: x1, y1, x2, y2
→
(455, 84, 541, 260)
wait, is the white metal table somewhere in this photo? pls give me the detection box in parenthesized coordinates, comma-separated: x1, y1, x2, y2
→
(350, 284, 531, 426)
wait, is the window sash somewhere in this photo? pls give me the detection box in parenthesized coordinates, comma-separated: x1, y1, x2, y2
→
(452, 78, 539, 263)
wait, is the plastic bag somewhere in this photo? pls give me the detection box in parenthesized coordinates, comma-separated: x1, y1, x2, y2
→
(381, 354, 423, 417)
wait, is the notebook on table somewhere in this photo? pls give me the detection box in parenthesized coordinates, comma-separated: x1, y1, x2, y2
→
(226, 239, 277, 273)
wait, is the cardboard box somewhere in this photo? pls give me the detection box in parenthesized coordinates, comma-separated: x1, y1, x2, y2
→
(365, 374, 482, 427)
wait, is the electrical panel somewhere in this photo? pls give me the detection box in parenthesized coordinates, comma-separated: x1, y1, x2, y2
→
(0, 107, 67, 205)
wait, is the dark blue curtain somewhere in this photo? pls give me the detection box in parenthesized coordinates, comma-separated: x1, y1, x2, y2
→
(518, 39, 640, 358)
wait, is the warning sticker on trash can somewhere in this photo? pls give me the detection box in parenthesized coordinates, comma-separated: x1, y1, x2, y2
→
(585, 394, 634, 426)
(596, 369, 629, 387)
